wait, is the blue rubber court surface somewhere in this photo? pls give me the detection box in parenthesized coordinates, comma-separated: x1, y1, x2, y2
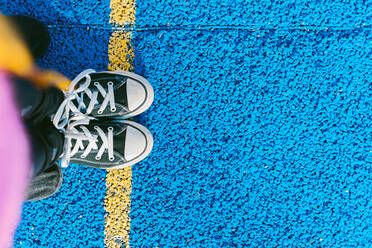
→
(1, 0, 371, 247)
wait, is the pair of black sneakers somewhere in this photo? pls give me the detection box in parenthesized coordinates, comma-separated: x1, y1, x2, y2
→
(13, 16, 154, 200)
(52, 69, 154, 169)
(27, 69, 154, 201)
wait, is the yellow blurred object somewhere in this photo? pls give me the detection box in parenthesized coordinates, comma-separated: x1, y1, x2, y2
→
(0, 14, 70, 90)
(0, 15, 34, 77)
(30, 68, 71, 91)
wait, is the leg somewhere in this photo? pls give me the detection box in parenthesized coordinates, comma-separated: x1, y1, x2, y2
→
(4, 16, 64, 201)
(9, 75, 65, 174)
(25, 120, 65, 201)
(9, 77, 65, 200)
(25, 163, 63, 201)
(27, 119, 65, 177)
(11, 76, 64, 124)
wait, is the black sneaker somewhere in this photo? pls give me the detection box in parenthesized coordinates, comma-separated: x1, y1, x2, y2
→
(60, 118, 153, 169)
(53, 69, 154, 130)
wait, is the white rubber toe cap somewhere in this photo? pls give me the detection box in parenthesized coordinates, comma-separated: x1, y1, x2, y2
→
(125, 126, 147, 161)
(126, 79, 146, 111)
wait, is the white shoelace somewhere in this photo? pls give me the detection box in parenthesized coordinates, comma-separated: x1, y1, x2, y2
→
(53, 69, 116, 130)
(60, 116, 115, 167)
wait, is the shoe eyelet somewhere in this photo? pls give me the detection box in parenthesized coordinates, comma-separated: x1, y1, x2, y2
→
(98, 110, 103, 114)
(109, 156, 115, 161)
(110, 107, 116, 112)
(94, 82, 100, 86)
(95, 156, 101, 160)
(81, 155, 86, 159)
(94, 126, 99, 130)
(108, 127, 114, 131)
(107, 81, 113, 86)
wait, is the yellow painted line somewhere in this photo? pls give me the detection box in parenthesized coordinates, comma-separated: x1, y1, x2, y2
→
(109, 0, 136, 26)
(104, 1, 136, 247)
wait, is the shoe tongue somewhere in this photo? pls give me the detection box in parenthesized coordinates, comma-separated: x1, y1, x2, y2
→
(71, 124, 127, 158)
(77, 73, 129, 112)
(113, 76, 128, 110)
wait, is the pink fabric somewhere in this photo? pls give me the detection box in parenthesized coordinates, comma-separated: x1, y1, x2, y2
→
(0, 72, 30, 248)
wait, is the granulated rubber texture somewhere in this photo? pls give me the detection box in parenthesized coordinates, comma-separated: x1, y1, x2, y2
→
(130, 1, 371, 247)
(0, 0, 370, 247)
